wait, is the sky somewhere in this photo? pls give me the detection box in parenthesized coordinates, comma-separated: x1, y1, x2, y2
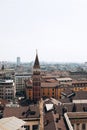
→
(0, 0, 87, 63)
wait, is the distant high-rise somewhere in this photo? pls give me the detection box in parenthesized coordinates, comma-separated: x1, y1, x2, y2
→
(17, 57, 21, 66)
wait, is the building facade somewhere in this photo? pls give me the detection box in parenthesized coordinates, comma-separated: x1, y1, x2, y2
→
(17, 57, 21, 66)
(0, 79, 15, 100)
(64, 112, 87, 130)
(15, 73, 31, 93)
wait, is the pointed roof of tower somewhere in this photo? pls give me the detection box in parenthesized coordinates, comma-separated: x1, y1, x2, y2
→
(33, 50, 40, 69)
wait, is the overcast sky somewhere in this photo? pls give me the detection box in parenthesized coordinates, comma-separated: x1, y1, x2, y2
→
(0, 0, 87, 63)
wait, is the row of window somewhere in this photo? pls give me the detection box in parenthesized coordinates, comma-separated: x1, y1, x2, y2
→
(73, 87, 87, 91)
(72, 83, 87, 87)
(72, 123, 86, 130)
(43, 92, 54, 95)
(0, 93, 13, 97)
(0, 96, 13, 99)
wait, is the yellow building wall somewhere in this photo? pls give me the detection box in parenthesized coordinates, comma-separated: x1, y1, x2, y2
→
(26, 84, 87, 100)
(41, 88, 56, 98)
(26, 88, 33, 100)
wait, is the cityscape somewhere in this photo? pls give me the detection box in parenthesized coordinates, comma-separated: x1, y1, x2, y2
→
(1, 0, 87, 130)
(0, 53, 87, 130)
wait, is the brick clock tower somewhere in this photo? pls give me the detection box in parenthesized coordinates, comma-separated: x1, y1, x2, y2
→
(33, 51, 41, 101)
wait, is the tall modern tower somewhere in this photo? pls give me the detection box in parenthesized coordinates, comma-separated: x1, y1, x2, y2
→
(33, 51, 41, 101)
(17, 57, 21, 66)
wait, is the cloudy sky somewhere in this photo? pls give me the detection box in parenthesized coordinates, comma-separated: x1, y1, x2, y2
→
(0, 0, 87, 63)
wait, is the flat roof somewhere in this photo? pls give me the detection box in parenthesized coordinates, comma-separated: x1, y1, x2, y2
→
(56, 78, 72, 81)
(3, 105, 40, 119)
(0, 116, 25, 130)
(67, 112, 87, 119)
(0, 80, 13, 84)
(41, 82, 59, 87)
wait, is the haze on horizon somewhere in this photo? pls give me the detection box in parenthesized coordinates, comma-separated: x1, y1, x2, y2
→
(0, 0, 87, 63)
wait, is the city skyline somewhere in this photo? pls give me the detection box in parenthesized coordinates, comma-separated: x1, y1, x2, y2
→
(0, 0, 87, 63)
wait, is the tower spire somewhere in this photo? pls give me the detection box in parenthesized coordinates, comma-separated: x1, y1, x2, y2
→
(33, 50, 40, 69)
(33, 50, 41, 101)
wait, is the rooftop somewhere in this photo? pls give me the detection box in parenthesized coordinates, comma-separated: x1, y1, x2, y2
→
(0, 116, 25, 130)
(73, 91, 87, 100)
(3, 105, 40, 120)
(67, 112, 87, 119)
(41, 82, 59, 88)
(0, 79, 13, 84)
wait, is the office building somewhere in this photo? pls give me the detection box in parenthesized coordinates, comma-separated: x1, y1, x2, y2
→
(15, 73, 32, 93)
(17, 57, 21, 66)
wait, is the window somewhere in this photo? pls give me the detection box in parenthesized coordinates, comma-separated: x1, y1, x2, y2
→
(76, 123, 80, 130)
(23, 125, 30, 130)
(82, 123, 86, 130)
(32, 125, 38, 130)
(52, 92, 54, 95)
(72, 124, 74, 129)
(52, 88, 54, 91)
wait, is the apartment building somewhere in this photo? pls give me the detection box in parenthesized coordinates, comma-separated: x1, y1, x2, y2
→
(0, 79, 15, 100)
(64, 112, 87, 130)
(15, 73, 32, 93)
